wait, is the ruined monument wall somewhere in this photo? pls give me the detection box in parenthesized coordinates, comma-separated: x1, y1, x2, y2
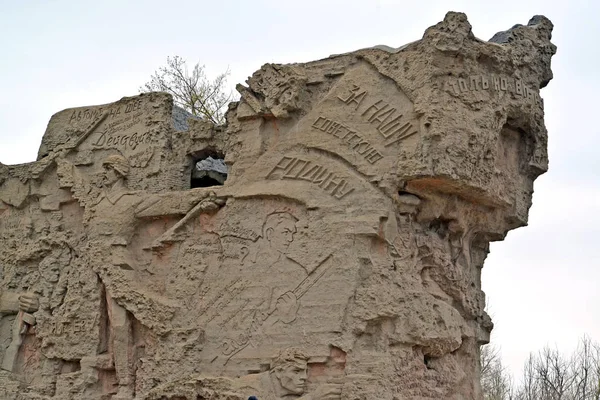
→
(0, 12, 555, 400)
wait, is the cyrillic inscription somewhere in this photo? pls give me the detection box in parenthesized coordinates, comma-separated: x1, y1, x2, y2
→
(51, 316, 97, 335)
(448, 74, 540, 104)
(68, 98, 144, 124)
(311, 116, 383, 164)
(337, 85, 419, 147)
(92, 130, 153, 151)
(267, 156, 355, 200)
(102, 111, 144, 135)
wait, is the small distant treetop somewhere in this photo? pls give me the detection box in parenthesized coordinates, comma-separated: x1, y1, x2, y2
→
(140, 56, 232, 125)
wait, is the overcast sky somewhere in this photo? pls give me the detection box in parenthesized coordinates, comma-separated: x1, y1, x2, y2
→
(1, 0, 598, 381)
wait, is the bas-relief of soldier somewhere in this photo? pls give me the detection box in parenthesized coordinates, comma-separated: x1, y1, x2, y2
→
(44, 153, 148, 398)
(241, 211, 306, 324)
(197, 211, 304, 361)
(92, 155, 143, 268)
(82, 154, 148, 399)
(233, 348, 342, 400)
(0, 190, 101, 395)
(0, 205, 63, 377)
(212, 210, 341, 366)
(66, 152, 224, 398)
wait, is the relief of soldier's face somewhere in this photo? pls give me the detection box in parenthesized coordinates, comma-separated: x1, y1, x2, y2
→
(102, 165, 121, 187)
(274, 359, 308, 395)
(39, 257, 60, 283)
(267, 218, 297, 254)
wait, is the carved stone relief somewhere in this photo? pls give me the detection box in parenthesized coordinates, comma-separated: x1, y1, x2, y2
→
(0, 12, 555, 400)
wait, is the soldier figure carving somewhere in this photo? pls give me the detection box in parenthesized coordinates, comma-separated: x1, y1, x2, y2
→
(251, 212, 305, 324)
(88, 155, 142, 399)
(234, 349, 342, 400)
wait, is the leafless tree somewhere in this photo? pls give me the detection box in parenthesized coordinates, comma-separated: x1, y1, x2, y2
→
(535, 346, 573, 400)
(514, 354, 540, 400)
(481, 344, 515, 400)
(491, 337, 600, 400)
(568, 336, 600, 400)
(482, 345, 499, 372)
(140, 56, 232, 125)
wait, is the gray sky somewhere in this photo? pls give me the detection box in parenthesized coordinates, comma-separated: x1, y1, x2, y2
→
(1, 0, 598, 380)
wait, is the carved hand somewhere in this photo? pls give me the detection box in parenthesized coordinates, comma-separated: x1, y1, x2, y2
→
(275, 291, 299, 324)
(197, 191, 227, 213)
(18, 293, 39, 313)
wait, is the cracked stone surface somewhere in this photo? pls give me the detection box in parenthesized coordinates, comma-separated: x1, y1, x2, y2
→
(0, 11, 555, 400)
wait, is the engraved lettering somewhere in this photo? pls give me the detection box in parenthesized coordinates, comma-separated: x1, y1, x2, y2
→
(346, 89, 367, 110)
(334, 125, 350, 139)
(334, 181, 355, 199)
(500, 77, 507, 91)
(321, 118, 333, 132)
(526, 87, 535, 102)
(365, 149, 384, 164)
(313, 170, 332, 186)
(338, 88, 420, 147)
(449, 74, 539, 104)
(267, 156, 296, 178)
(325, 121, 342, 135)
(470, 76, 479, 91)
(353, 141, 373, 154)
(339, 127, 354, 140)
(337, 85, 360, 102)
(311, 168, 332, 188)
(311, 115, 384, 164)
(481, 75, 489, 90)
(515, 79, 523, 96)
(268, 156, 356, 200)
(312, 116, 327, 129)
(493, 76, 500, 91)
(92, 129, 151, 151)
(299, 164, 322, 181)
(362, 100, 387, 121)
(449, 81, 460, 94)
(378, 114, 403, 138)
(384, 124, 418, 147)
(284, 159, 309, 179)
(370, 107, 396, 126)
(93, 131, 107, 147)
(345, 133, 362, 146)
(320, 175, 344, 195)
(124, 99, 142, 113)
(337, 85, 367, 110)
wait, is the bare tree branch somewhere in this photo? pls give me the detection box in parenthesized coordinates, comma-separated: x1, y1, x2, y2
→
(489, 336, 600, 400)
(481, 344, 514, 400)
(140, 56, 232, 125)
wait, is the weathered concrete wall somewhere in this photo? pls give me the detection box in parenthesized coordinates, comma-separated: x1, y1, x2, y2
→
(0, 12, 555, 400)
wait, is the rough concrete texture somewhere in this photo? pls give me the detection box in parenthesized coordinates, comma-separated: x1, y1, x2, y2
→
(0, 12, 555, 400)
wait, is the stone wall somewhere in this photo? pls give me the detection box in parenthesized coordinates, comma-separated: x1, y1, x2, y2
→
(0, 12, 555, 400)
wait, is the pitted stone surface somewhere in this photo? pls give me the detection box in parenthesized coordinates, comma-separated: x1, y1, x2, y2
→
(0, 12, 555, 400)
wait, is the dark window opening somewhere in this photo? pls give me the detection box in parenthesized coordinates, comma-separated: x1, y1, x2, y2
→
(424, 355, 434, 370)
(190, 154, 228, 188)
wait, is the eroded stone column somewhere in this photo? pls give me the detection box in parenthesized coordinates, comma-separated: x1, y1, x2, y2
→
(0, 12, 554, 400)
